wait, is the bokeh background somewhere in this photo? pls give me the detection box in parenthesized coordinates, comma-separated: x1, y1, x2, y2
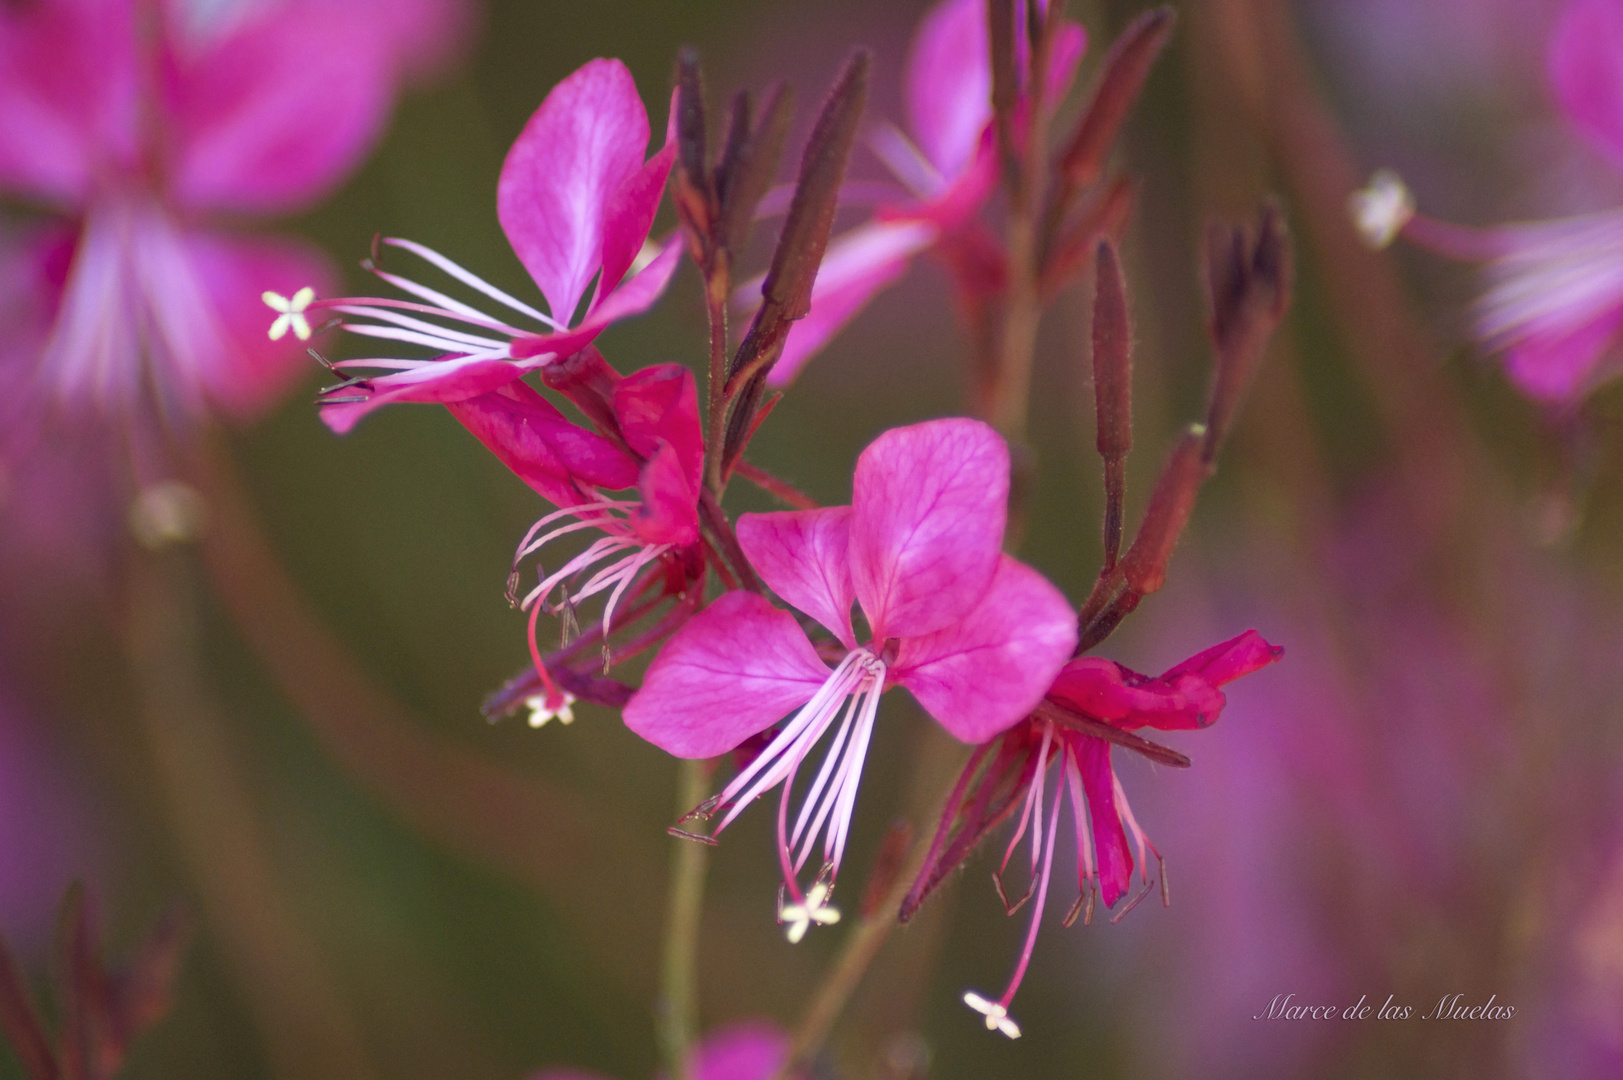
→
(2, 1, 1622, 1078)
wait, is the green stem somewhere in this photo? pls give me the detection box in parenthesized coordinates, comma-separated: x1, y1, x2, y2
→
(659, 759, 713, 1080)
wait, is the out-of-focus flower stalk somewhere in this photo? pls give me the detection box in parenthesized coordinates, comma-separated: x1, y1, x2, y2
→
(122, 545, 377, 1080)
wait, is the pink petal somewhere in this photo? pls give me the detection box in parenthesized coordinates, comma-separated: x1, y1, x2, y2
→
(0, 0, 140, 204)
(1071, 735, 1132, 907)
(736, 508, 857, 649)
(624, 591, 831, 759)
(186, 230, 340, 421)
(691, 1021, 791, 1080)
(1047, 658, 1226, 733)
(162, 2, 400, 214)
(597, 142, 675, 304)
(905, 0, 991, 180)
(1500, 305, 1623, 403)
(445, 381, 639, 507)
(628, 439, 701, 547)
(320, 356, 539, 434)
(1162, 629, 1284, 687)
(1550, 0, 1623, 170)
(613, 363, 703, 493)
(766, 220, 935, 386)
(511, 238, 684, 361)
(849, 418, 1009, 640)
(893, 555, 1077, 744)
(498, 58, 651, 323)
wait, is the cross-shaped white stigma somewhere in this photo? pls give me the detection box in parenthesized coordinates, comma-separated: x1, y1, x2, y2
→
(524, 691, 576, 728)
(1348, 170, 1415, 250)
(779, 881, 841, 944)
(264, 287, 316, 341)
(962, 992, 1022, 1039)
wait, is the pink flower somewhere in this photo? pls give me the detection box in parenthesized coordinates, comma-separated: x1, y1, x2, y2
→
(924, 630, 1281, 1038)
(748, 0, 1086, 384)
(449, 360, 703, 724)
(531, 1021, 793, 1080)
(312, 58, 681, 434)
(0, 0, 462, 429)
(624, 418, 1077, 937)
(1352, 0, 1623, 403)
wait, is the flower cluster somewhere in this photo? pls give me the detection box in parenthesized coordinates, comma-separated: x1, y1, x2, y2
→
(287, 0, 1290, 1051)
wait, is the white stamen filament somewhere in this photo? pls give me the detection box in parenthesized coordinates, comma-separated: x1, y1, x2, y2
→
(382, 237, 563, 329)
(708, 650, 887, 932)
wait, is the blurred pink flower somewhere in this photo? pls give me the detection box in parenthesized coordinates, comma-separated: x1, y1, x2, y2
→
(744, 0, 1085, 384)
(315, 57, 680, 434)
(0, 0, 466, 434)
(531, 1021, 793, 1080)
(926, 631, 1280, 1038)
(625, 419, 1076, 936)
(1356, 0, 1623, 403)
(453, 361, 703, 722)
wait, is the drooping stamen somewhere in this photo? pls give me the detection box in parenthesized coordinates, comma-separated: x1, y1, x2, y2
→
(382, 237, 563, 329)
(995, 723, 1055, 913)
(708, 651, 886, 922)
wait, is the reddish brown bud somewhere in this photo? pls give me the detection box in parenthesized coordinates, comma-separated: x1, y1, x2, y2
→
(758, 51, 868, 321)
(1059, 7, 1176, 190)
(673, 50, 714, 259)
(989, 0, 1020, 190)
(1091, 241, 1133, 463)
(1040, 174, 1136, 298)
(715, 83, 793, 257)
(1118, 425, 1211, 596)
(1202, 201, 1292, 460)
(1092, 240, 1133, 571)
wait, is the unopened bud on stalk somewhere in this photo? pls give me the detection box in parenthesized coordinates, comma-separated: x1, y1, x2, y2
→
(714, 84, 793, 258)
(673, 49, 714, 245)
(1058, 7, 1176, 190)
(724, 52, 869, 471)
(1092, 240, 1133, 571)
(1201, 202, 1292, 461)
(1119, 425, 1210, 596)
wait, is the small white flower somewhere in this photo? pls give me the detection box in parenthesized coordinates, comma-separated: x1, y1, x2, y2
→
(962, 991, 1021, 1039)
(779, 881, 841, 944)
(1349, 170, 1415, 250)
(524, 692, 577, 728)
(264, 286, 316, 341)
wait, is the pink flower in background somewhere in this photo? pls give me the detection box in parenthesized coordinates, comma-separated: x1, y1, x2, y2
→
(748, 0, 1085, 384)
(1352, 0, 1623, 403)
(0, 0, 466, 436)
(312, 57, 681, 434)
(532, 1021, 794, 1080)
(625, 419, 1077, 938)
(451, 361, 703, 724)
(917, 631, 1280, 1038)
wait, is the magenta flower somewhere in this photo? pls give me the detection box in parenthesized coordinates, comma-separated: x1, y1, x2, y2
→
(311, 57, 682, 434)
(0, 0, 461, 429)
(531, 1021, 793, 1080)
(915, 630, 1281, 1038)
(1352, 0, 1623, 403)
(749, 0, 1085, 384)
(449, 360, 703, 724)
(624, 419, 1077, 937)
